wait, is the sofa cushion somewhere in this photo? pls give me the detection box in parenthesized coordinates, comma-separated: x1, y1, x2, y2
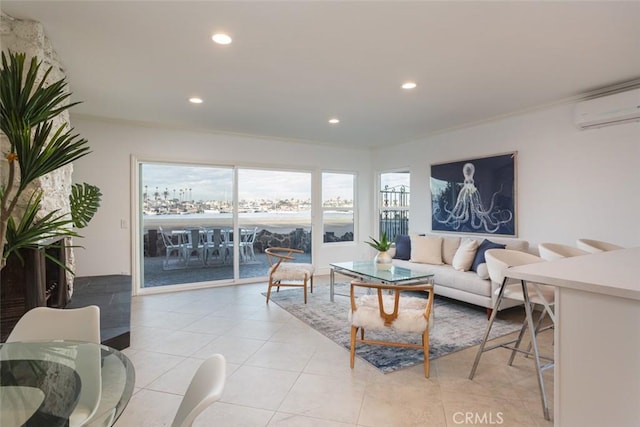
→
(393, 234, 411, 260)
(472, 239, 507, 272)
(452, 239, 479, 271)
(453, 270, 492, 296)
(410, 235, 443, 265)
(442, 237, 461, 265)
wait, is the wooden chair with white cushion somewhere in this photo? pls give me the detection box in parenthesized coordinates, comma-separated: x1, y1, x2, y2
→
(265, 247, 314, 304)
(576, 238, 624, 253)
(349, 280, 435, 378)
(538, 242, 589, 261)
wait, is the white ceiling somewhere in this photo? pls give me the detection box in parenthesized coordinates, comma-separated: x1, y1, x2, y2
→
(2, 1, 639, 149)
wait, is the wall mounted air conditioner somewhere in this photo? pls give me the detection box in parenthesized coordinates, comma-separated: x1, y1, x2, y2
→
(574, 87, 640, 129)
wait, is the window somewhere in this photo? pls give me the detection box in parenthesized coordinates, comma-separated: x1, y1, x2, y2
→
(322, 172, 355, 243)
(379, 171, 410, 241)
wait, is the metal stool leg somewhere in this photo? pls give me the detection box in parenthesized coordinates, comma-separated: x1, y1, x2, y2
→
(470, 278, 552, 422)
(521, 279, 551, 421)
(469, 277, 507, 379)
(520, 307, 550, 362)
(507, 308, 531, 366)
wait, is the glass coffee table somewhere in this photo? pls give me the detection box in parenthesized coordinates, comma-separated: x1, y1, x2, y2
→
(329, 261, 434, 302)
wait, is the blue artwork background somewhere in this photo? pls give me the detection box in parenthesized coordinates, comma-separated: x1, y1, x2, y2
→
(430, 153, 516, 236)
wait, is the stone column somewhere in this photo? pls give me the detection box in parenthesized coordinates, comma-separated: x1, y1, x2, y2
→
(1, 13, 76, 295)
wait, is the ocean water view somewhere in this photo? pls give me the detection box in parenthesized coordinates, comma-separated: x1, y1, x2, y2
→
(143, 210, 353, 235)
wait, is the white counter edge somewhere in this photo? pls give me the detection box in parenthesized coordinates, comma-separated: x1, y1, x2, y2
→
(505, 247, 640, 301)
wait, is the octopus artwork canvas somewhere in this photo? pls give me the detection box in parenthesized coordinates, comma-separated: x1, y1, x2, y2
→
(430, 153, 516, 236)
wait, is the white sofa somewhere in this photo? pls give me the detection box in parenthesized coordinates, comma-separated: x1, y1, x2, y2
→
(391, 233, 529, 316)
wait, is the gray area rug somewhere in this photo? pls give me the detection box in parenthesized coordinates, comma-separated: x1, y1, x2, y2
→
(266, 284, 523, 373)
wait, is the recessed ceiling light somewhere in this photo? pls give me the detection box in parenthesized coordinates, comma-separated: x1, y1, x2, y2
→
(212, 33, 232, 45)
(328, 118, 340, 124)
(189, 97, 203, 104)
(401, 82, 417, 90)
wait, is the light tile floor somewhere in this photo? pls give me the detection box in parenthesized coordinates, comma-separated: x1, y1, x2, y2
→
(116, 276, 554, 427)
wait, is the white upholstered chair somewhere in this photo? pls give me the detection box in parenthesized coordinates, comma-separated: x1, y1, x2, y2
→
(171, 354, 226, 427)
(349, 280, 435, 378)
(7, 305, 101, 344)
(576, 238, 624, 253)
(265, 247, 314, 304)
(7, 306, 102, 427)
(469, 249, 554, 421)
(538, 242, 590, 261)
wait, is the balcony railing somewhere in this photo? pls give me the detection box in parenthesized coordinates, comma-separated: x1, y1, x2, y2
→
(379, 185, 409, 242)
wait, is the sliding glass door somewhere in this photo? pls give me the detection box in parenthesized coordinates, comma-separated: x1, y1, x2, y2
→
(237, 169, 312, 279)
(138, 162, 312, 289)
(140, 163, 233, 289)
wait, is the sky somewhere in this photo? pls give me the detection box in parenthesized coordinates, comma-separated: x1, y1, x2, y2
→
(142, 164, 410, 202)
(143, 164, 354, 202)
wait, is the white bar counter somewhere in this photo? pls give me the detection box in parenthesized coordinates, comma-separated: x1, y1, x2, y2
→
(506, 247, 640, 427)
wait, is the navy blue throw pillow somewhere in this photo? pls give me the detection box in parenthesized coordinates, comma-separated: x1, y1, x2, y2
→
(393, 235, 411, 260)
(471, 239, 506, 272)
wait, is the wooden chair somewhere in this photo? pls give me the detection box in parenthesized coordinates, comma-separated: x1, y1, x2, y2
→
(265, 247, 314, 304)
(348, 280, 435, 378)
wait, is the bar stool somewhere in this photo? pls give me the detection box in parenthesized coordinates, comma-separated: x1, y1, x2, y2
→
(576, 238, 624, 253)
(469, 249, 554, 421)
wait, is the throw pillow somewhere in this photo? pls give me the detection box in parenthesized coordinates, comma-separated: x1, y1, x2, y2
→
(410, 235, 444, 265)
(393, 234, 411, 260)
(475, 263, 490, 280)
(452, 238, 480, 271)
(442, 237, 461, 265)
(471, 239, 507, 272)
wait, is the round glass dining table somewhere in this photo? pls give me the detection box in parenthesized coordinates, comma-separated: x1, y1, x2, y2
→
(0, 340, 135, 427)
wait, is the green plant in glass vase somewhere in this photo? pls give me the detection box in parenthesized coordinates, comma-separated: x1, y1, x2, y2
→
(0, 51, 101, 272)
(365, 231, 393, 270)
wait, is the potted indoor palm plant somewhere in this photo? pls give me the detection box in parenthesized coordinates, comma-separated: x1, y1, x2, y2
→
(0, 51, 101, 336)
(365, 231, 393, 270)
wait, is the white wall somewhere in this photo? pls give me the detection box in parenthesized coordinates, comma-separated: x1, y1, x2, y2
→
(372, 103, 640, 251)
(70, 116, 373, 277)
(71, 102, 640, 279)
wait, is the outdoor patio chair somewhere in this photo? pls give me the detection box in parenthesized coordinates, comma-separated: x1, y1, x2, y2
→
(203, 228, 228, 265)
(184, 228, 205, 267)
(348, 280, 435, 378)
(239, 226, 258, 262)
(265, 247, 314, 304)
(159, 226, 187, 268)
